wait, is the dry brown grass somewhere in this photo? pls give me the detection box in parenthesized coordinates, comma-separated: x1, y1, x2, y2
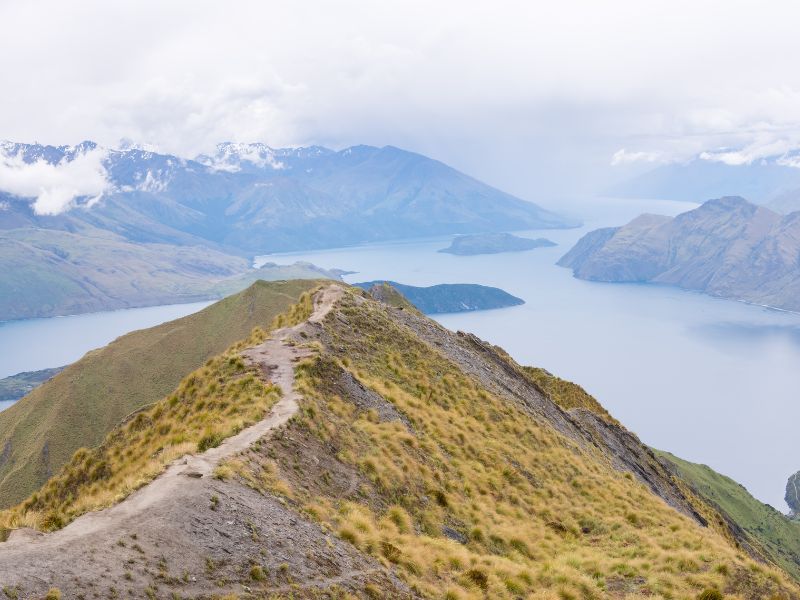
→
(240, 289, 799, 600)
(0, 332, 283, 533)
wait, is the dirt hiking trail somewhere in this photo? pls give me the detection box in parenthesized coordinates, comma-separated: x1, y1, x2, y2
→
(0, 284, 412, 599)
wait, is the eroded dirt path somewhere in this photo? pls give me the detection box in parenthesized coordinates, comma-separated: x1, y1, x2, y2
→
(0, 284, 343, 555)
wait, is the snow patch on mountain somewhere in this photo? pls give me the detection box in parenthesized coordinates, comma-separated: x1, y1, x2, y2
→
(197, 142, 286, 172)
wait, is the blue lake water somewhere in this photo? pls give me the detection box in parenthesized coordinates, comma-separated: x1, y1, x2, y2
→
(0, 300, 213, 383)
(1, 197, 799, 508)
(252, 197, 800, 510)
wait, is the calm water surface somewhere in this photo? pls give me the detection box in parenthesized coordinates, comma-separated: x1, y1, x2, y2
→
(0, 300, 213, 382)
(2, 197, 799, 509)
(254, 198, 800, 510)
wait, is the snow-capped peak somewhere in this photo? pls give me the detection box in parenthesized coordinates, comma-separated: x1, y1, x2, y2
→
(197, 142, 286, 172)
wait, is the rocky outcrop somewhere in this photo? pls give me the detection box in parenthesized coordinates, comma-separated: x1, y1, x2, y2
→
(559, 197, 800, 311)
(379, 296, 707, 523)
(787, 471, 800, 519)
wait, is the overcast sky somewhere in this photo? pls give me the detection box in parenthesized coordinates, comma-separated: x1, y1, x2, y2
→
(3, 0, 800, 199)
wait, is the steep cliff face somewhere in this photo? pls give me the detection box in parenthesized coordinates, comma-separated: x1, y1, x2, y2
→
(788, 471, 800, 519)
(559, 197, 800, 311)
(0, 283, 797, 598)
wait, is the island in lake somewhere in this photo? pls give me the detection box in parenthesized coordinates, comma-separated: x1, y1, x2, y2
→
(439, 232, 556, 255)
(354, 281, 524, 314)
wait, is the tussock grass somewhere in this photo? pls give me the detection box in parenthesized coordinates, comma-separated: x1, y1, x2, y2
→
(659, 449, 800, 583)
(243, 288, 798, 600)
(521, 366, 619, 425)
(0, 326, 286, 532)
(0, 279, 320, 509)
(270, 290, 315, 329)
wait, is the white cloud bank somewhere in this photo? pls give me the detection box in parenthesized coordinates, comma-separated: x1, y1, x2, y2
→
(611, 149, 663, 166)
(4, 1, 800, 195)
(0, 146, 111, 215)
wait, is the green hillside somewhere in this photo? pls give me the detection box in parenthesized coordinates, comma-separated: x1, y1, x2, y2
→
(0, 367, 64, 404)
(0, 279, 320, 508)
(658, 450, 800, 581)
(0, 228, 342, 321)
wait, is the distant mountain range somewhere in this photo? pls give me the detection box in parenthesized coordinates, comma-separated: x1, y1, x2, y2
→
(610, 151, 800, 212)
(559, 197, 800, 311)
(0, 141, 576, 320)
(0, 140, 576, 253)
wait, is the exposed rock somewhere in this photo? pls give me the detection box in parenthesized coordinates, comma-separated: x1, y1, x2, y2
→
(559, 197, 800, 311)
(787, 471, 800, 519)
(382, 302, 707, 523)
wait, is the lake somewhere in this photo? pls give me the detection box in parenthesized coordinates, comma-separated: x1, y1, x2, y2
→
(0, 300, 214, 411)
(253, 197, 800, 510)
(2, 196, 799, 509)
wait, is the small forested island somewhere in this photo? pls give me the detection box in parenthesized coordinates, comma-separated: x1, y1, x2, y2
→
(439, 232, 556, 255)
(354, 281, 524, 314)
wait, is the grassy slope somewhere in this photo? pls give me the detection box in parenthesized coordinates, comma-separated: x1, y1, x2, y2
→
(658, 450, 800, 582)
(0, 279, 320, 508)
(1, 340, 282, 533)
(4, 286, 797, 598)
(0, 368, 64, 403)
(521, 366, 620, 425)
(0, 228, 247, 320)
(0, 228, 339, 320)
(228, 289, 797, 599)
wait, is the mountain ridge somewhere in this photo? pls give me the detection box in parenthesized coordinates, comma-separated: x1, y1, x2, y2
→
(609, 151, 800, 206)
(0, 280, 322, 508)
(558, 197, 800, 311)
(0, 282, 796, 597)
(0, 140, 577, 253)
(1, 139, 577, 320)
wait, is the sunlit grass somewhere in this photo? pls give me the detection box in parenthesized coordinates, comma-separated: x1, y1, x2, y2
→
(239, 288, 798, 599)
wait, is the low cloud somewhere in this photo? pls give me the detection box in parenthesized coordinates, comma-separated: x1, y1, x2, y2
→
(611, 149, 663, 166)
(698, 137, 800, 167)
(0, 146, 111, 215)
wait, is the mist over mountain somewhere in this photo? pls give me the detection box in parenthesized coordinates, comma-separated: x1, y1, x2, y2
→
(0, 140, 576, 254)
(609, 151, 800, 209)
(0, 140, 577, 320)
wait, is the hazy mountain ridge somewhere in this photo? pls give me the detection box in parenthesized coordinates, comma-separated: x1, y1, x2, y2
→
(559, 197, 800, 311)
(0, 140, 576, 253)
(610, 151, 800, 207)
(0, 140, 575, 320)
